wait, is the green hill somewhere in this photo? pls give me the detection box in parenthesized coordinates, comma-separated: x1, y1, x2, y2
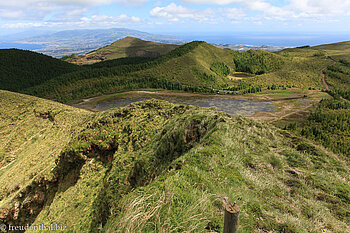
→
(0, 49, 82, 92)
(132, 41, 237, 87)
(23, 41, 228, 103)
(313, 41, 350, 60)
(0, 90, 349, 232)
(312, 41, 350, 90)
(65, 37, 180, 64)
(22, 41, 286, 103)
(2, 40, 350, 105)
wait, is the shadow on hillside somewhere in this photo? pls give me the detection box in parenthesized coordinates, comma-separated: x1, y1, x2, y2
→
(124, 39, 161, 58)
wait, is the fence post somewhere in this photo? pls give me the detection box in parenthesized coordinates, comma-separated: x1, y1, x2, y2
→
(224, 202, 240, 233)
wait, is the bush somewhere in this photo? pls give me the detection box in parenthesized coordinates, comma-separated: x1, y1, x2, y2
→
(232, 50, 283, 75)
(210, 62, 230, 77)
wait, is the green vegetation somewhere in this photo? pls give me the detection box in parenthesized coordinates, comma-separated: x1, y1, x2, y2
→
(323, 63, 350, 90)
(313, 50, 326, 57)
(66, 37, 179, 64)
(277, 41, 350, 157)
(1, 90, 349, 232)
(192, 68, 221, 88)
(21, 41, 233, 103)
(87, 56, 154, 69)
(232, 49, 283, 75)
(314, 41, 350, 60)
(2, 37, 350, 233)
(30, 76, 214, 104)
(282, 42, 349, 156)
(210, 62, 231, 77)
(61, 53, 78, 61)
(231, 47, 332, 91)
(313, 41, 350, 90)
(2, 40, 343, 104)
(327, 89, 350, 101)
(286, 97, 350, 156)
(21, 41, 301, 103)
(0, 49, 81, 92)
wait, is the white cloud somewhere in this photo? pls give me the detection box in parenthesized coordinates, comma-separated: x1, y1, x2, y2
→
(244, 1, 297, 20)
(181, 0, 350, 19)
(55, 8, 89, 19)
(0, 9, 47, 20)
(0, 10, 25, 20)
(181, 0, 242, 4)
(80, 14, 141, 24)
(0, 0, 148, 20)
(150, 3, 245, 22)
(1, 14, 141, 29)
(0, 0, 147, 7)
(220, 8, 246, 20)
(1, 0, 349, 30)
(1, 22, 45, 29)
(288, 0, 350, 16)
(150, 3, 216, 22)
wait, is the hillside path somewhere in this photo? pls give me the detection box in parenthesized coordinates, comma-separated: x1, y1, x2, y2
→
(320, 52, 337, 90)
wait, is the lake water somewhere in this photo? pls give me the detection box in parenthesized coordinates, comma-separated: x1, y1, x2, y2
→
(96, 93, 274, 116)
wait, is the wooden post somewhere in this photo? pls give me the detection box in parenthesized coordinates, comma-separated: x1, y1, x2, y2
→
(224, 203, 240, 233)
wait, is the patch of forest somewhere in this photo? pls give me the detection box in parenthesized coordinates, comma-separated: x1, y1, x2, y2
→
(0, 49, 82, 91)
(286, 97, 350, 156)
(232, 49, 284, 75)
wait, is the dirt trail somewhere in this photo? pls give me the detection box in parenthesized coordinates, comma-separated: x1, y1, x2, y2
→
(321, 52, 337, 90)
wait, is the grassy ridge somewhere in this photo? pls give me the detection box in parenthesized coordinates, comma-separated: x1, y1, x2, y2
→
(313, 41, 350, 60)
(134, 42, 236, 88)
(65, 37, 179, 64)
(0, 90, 92, 224)
(0, 90, 349, 232)
(246, 47, 330, 89)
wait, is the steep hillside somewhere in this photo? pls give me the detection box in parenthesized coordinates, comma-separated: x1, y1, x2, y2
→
(1, 90, 349, 232)
(244, 47, 330, 90)
(132, 41, 237, 88)
(65, 37, 179, 64)
(0, 49, 82, 92)
(0, 90, 92, 227)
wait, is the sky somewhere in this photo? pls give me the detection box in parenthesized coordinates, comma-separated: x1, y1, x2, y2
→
(0, 0, 350, 37)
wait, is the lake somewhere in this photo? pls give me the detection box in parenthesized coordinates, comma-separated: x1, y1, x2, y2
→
(95, 92, 274, 116)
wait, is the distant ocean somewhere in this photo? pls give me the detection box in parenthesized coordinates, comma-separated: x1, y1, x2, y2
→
(173, 33, 350, 47)
(0, 43, 45, 50)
